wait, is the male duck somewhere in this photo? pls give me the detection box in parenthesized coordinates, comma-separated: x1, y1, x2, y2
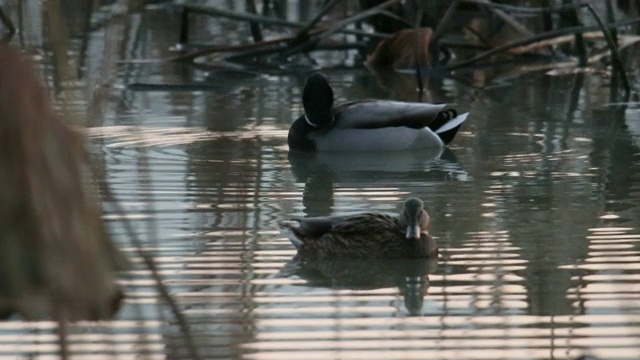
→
(278, 198, 438, 258)
(287, 72, 469, 152)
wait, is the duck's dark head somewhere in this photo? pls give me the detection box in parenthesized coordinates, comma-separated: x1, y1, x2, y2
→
(302, 72, 334, 128)
(402, 198, 429, 240)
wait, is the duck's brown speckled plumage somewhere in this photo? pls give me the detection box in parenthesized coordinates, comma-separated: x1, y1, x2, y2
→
(279, 198, 438, 258)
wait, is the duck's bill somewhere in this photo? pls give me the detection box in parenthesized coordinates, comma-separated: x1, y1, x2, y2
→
(406, 225, 421, 239)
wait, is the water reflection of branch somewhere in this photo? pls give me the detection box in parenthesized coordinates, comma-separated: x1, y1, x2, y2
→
(0, 6, 15, 42)
(171, 4, 350, 64)
(280, 255, 438, 316)
(99, 174, 202, 360)
(44, 0, 75, 84)
(286, 0, 402, 56)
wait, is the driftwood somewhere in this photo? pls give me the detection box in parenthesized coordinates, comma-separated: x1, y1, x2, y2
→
(0, 43, 126, 354)
(115, 1, 639, 98)
(438, 1, 631, 94)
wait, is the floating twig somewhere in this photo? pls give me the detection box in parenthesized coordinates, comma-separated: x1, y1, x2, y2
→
(447, 17, 640, 71)
(296, 0, 342, 38)
(174, 36, 294, 63)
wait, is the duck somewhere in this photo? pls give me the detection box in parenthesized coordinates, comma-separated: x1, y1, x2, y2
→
(278, 198, 438, 258)
(365, 27, 434, 70)
(287, 72, 469, 152)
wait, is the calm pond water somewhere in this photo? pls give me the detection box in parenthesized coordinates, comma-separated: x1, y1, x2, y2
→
(3, 2, 640, 360)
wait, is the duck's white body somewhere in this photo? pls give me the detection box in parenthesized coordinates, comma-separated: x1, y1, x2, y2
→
(310, 112, 468, 152)
(287, 73, 470, 152)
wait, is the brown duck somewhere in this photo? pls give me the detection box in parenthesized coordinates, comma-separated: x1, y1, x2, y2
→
(279, 198, 438, 258)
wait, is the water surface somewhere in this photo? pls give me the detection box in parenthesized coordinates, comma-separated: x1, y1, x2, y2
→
(2, 3, 640, 360)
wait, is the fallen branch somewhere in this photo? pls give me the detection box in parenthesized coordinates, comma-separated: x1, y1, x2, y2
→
(173, 5, 388, 64)
(446, 17, 640, 71)
(473, 0, 534, 38)
(510, 31, 602, 54)
(459, 0, 583, 14)
(296, 0, 341, 37)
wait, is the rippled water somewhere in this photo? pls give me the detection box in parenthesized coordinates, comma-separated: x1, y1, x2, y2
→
(2, 2, 640, 360)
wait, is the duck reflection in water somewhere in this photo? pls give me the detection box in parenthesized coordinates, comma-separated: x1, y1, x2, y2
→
(287, 72, 470, 216)
(288, 148, 469, 217)
(279, 198, 439, 315)
(280, 255, 438, 316)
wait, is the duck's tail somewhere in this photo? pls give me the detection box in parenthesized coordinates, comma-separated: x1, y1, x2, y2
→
(428, 110, 469, 145)
(278, 220, 304, 249)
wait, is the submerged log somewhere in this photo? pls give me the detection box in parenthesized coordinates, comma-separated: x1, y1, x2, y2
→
(0, 43, 126, 322)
